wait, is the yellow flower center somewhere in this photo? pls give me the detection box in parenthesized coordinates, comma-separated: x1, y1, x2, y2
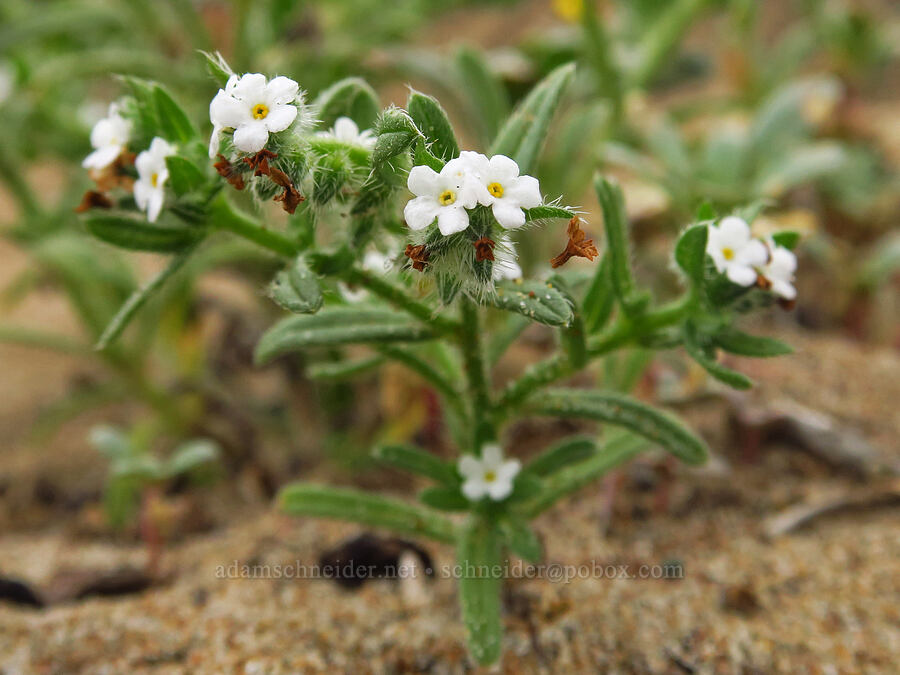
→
(722, 247, 734, 261)
(484, 471, 496, 483)
(438, 189, 456, 206)
(488, 182, 504, 198)
(151, 173, 159, 188)
(252, 103, 269, 120)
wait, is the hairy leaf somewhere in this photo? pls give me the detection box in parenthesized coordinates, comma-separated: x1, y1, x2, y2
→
(490, 279, 574, 327)
(457, 517, 503, 665)
(373, 444, 458, 485)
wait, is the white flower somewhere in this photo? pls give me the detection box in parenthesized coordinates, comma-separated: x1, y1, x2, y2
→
(134, 137, 175, 222)
(459, 152, 543, 229)
(82, 104, 130, 170)
(318, 116, 375, 150)
(404, 158, 480, 236)
(208, 73, 300, 157)
(339, 249, 392, 302)
(706, 216, 768, 286)
(458, 444, 521, 502)
(492, 236, 523, 281)
(759, 240, 797, 300)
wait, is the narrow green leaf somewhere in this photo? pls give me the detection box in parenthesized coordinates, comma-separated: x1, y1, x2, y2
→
(90, 426, 131, 460)
(279, 483, 456, 543)
(95, 245, 196, 350)
(413, 137, 445, 172)
(407, 90, 459, 161)
(84, 211, 201, 252)
(201, 50, 232, 87)
(164, 440, 219, 478)
(547, 275, 587, 367)
(713, 327, 793, 357)
(490, 279, 574, 327)
(314, 77, 380, 129)
(771, 230, 800, 250)
(490, 62, 576, 174)
(165, 156, 205, 197)
(526, 389, 709, 465)
(373, 444, 458, 485)
(0, 324, 93, 357)
(524, 436, 597, 477)
(498, 516, 542, 563)
(523, 205, 576, 222)
(153, 85, 195, 144)
(372, 107, 419, 165)
(255, 308, 435, 364)
(457, 517, 504, 666)
(455, 46, 509, 141)
(307, 355, 386, 381)
(582, 253, 615, 333)
(419, 486, 470, 511)
(683, 322, 753, 389)
(267, 257, 323, 314)
(507, 473, 543, 503)
(674, 224, 708, 286)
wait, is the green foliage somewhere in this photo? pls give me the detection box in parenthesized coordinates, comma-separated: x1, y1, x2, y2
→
(83, 212, 202, 253)
(267, 257, 324, 314)
(489, 279, 574, 327)
(314, 77, 380, 129)
(407, 90, 459, 161)
(457, 517, 503, 666)
(373, 444, 458, 486)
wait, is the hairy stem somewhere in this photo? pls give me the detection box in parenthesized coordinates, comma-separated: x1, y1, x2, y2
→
(208, 195, 298, 258)
(459, 297, 493, 451)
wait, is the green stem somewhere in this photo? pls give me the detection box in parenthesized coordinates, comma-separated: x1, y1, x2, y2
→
(208, 195, 298, 258)
(458, 297, 493, 451)
(376, 345, 467, 421)
(581, 1, 625, 132)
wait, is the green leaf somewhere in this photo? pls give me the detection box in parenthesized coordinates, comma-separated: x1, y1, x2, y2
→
(457, 517, 504, 666)
(683, 321, 753, 389)
(526, 389, 709, 465)
(307, 355, 386, 381)
(201, 51, 232, 87)
(255, 308, 435, 364)
(413, 137, 445, 172)
(164, 440, 219, 478)
(695, 201, 716, 221)
(372, 107, 419, 165)
(594, 175, 649, 316)
(84, 211, 202, 252)
(455, 46, 509, 142)
(90, 426, 131, 460)
(674, 224, 709, 286)
(279, 483, 456, 543)
(373, 444, 459, 485)
(507, 473, 543, 503)
(498, 516, 542, 563)
(582, 253, 615, 333)
(713, 327, 793, 357)
(547, 275, 587, 368)
(95, 245, 197, 350)
(407, 90, 459, 161)
(153, 85, 195, 144)
(490, 62, 575, 174)
(419, 486, 470, 511)
(490, 279, 574, 327)
(524, 436, 597, 477)
(771, 230, 800, 250)
(267, 257, 323, 314)
(165, 156, 205, 197)
(523, 205, 577, 222)
(314, 77, 380, 130)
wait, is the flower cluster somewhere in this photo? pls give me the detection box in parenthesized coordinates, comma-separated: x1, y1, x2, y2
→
(706, 216, 798, 300)
(404, 151, 543, 236)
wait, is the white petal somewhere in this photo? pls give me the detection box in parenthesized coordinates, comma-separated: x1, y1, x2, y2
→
(771, 279, 797, 300)
(135, 150, 154, 178)
(736, 238, 768, 267)
(263, 104, 298, 133)
(407, 165, 440, 196)
(133, 181, 151, 211)
(265, 76, 300, 105)
(403, 196, 440, 230)
(718, 216, 751, 245)
(356, 128, 376, 150)
(455, 182, 481, 209)
(481, 444, 503, 469)
(147, 189, 165, 222)
(462, 478, 487, 501)
(208, 125, 222, 158)
(82, 145, 121, 170)
(437, 206, 470, 236)
(497, 459, 521, 482)
(456, 151, 490, 176)
(210, 90, 250, 128)
(148, 137, 176, 159)
(725, 263, 757, 286)
(504, 174, 542, 208)
(769, 246, 797, 276)
(89, 118, 119, 149)
(458, 455, 482, 480)
(231, 73, 267, 100)
(333, 117, 359, 142)
(487, 477, 514, 501)
(487, 154, 520, 181)
(232, 121, 270, 153)
(491, 202, 526, 229)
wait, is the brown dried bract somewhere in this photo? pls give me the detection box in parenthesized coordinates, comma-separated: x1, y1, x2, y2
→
(214, 154, 246, 190)
(75, 190, 113, 213)
(755, 273, 772, 291)
(89, 152, 136, 192)
(404, 244, 430, 271)
(243, 149, 278, 177)
(268, 166, 304, 214)
(550, 216, 599, 268)
(473, 236, 496, 262)
(777, 297, 797, 311)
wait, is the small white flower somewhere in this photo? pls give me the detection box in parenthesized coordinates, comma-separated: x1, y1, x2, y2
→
(459, 152, 543, 229)
(492, 236, 523, 281)
(404, 158, 480, 236)
(209, 73, 300, 157)
(458, 444, 521, 502)
(134, 137, 176, 222)
(759, 240, 798, 300)
(706, 216, 768, 286)
(318, 116, 375, 150)
(339, 249, 392, 302)
(82, 104, 130, 171)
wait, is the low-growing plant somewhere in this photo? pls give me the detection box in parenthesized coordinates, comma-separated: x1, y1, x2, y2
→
(75, 55, 800, 665)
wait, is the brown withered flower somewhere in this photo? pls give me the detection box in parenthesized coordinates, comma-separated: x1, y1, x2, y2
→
(550, 216, 599, 268)
(89, 152, 136, 192)
(473, 236, 496, 262)
(75, 190, 113, 213)
(268, 166, 304, 214)
(243, 149, 278, 177)
(214, 154, 246, 190)
(404, 244, 430, 271)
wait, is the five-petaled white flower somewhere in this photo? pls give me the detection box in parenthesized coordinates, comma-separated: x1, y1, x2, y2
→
(759, 239, 797, 300)
(404, 158, 480, 236)
(460, 152, 543, 229)
(706, 216, 768, 286)
(134, 137, 175, 223)
(82, 104, 131, 170)
(318, 116, 375, 150)
(458, 444, 521, 502)
(208, 73, 300, 157)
